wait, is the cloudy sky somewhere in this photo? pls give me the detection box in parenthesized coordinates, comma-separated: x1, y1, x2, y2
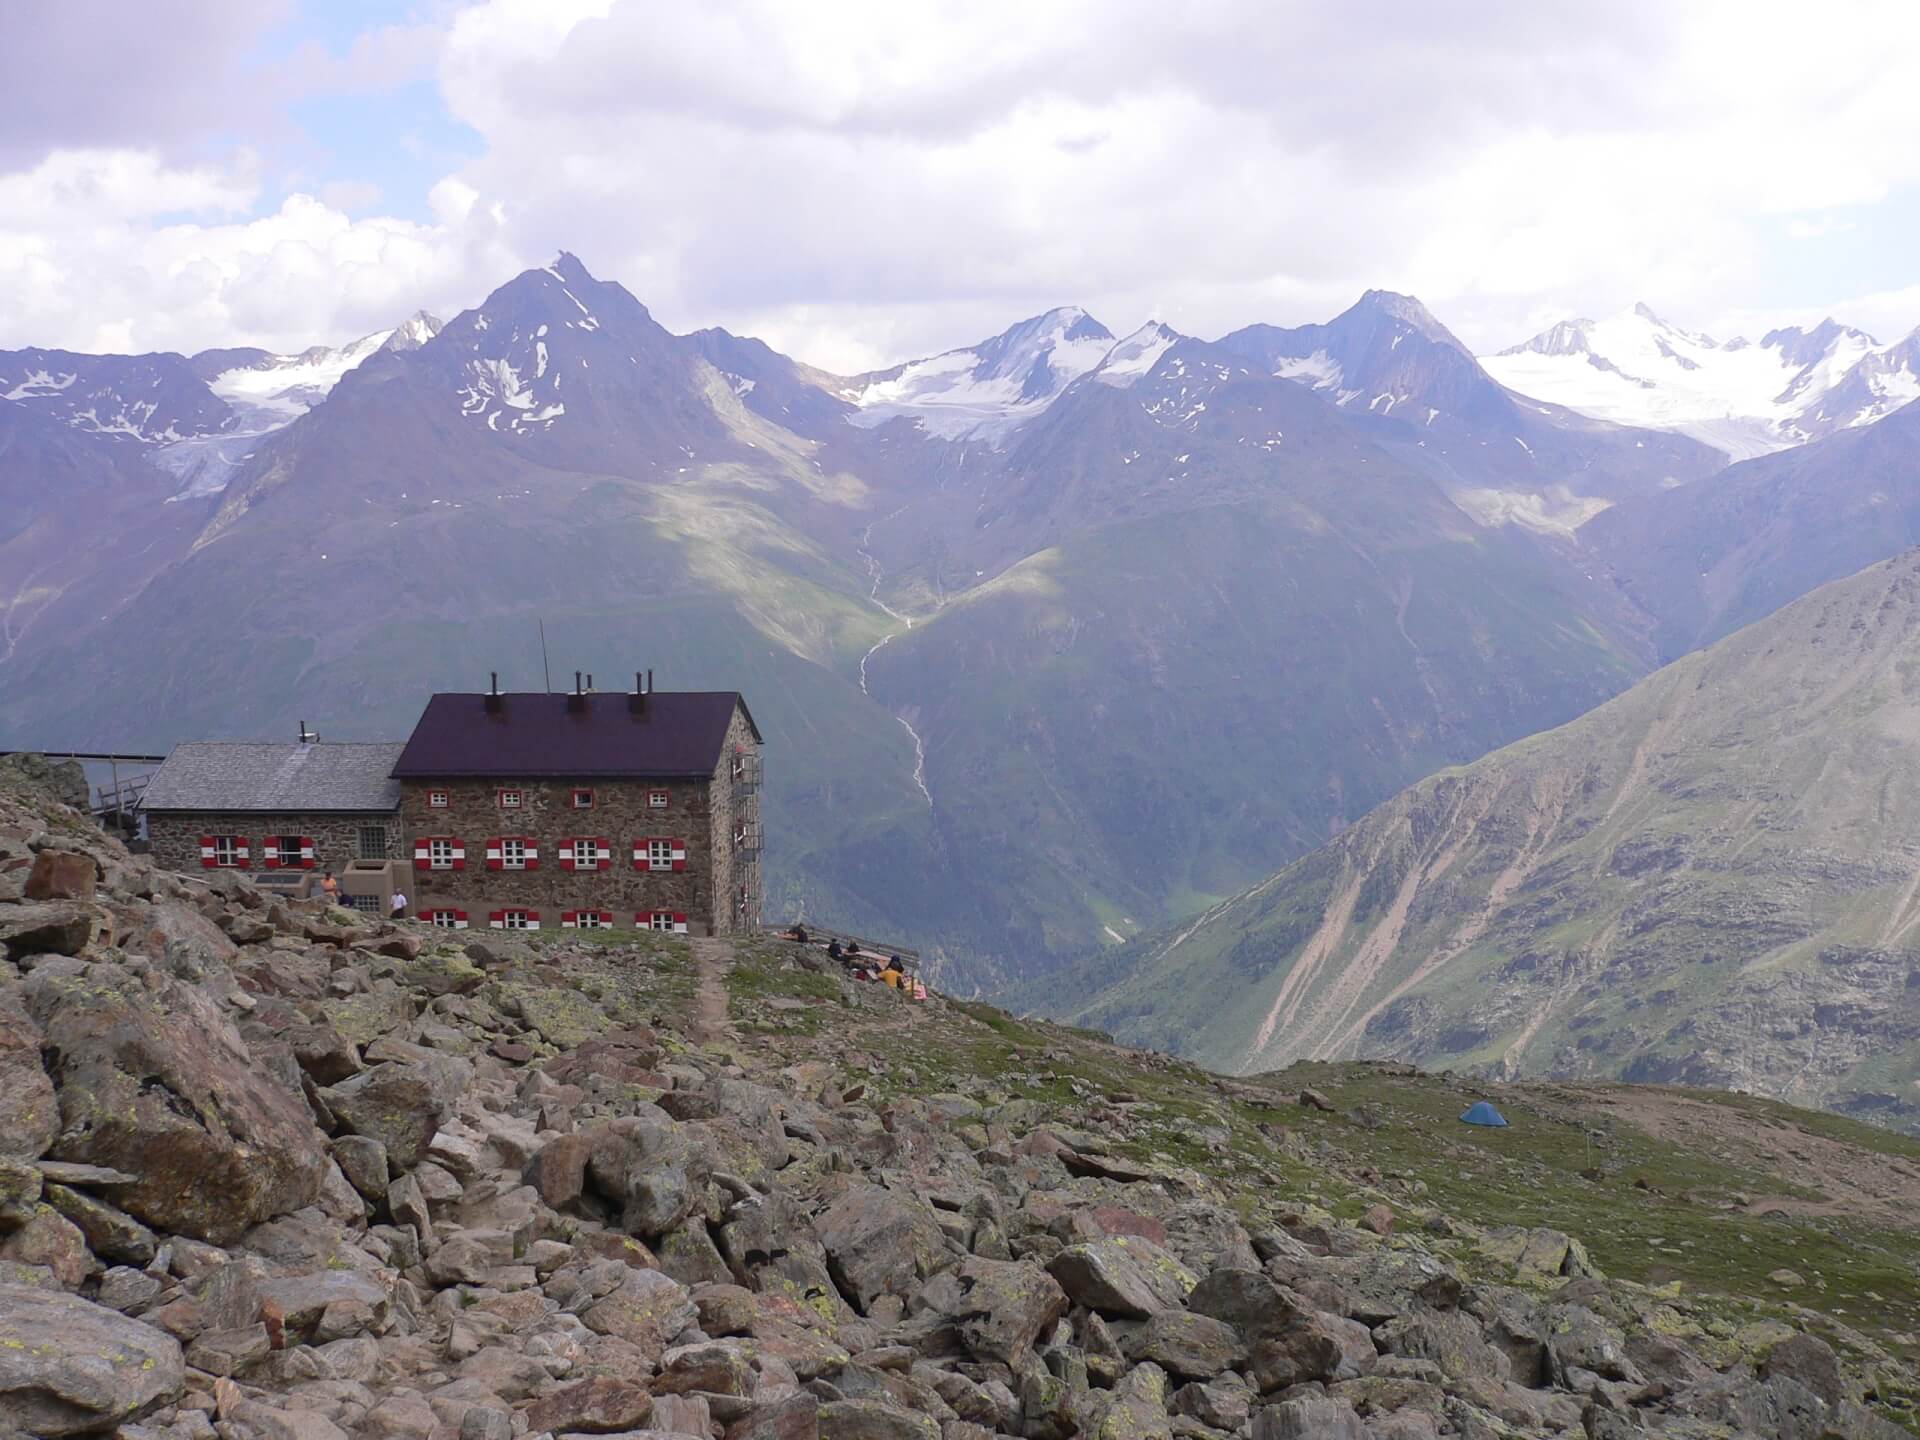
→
(5, 0, 1920, 371)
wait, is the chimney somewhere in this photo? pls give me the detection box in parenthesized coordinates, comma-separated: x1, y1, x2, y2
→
(629, 670, 648, 716)
(484, 672, 503, 714)
(567, 671, 589, 714)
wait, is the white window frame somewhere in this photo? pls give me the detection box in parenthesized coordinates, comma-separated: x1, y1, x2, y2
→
(500, 837, 528, 870)
(647, 788, 669, 809)
(427, 790, 449, 809)
(427, 838, 456, 870)
(646, 911, 682, 932)
(500, 909, 535, 931)
(571, 837, 608, 869)
(646, 838, 674, 871)
(212, 835, 243, 867)
(572, 788, 595, 809)
(576, 910, 611, 930)
(427, 910, 467, 930)
(498, 789, 523, 810)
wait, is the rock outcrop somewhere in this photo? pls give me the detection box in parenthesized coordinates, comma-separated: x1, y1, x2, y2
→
(0, 756, 1910, 1440)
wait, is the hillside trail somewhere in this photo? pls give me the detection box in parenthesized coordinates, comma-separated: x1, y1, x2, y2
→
(691, 936, 734, 1045)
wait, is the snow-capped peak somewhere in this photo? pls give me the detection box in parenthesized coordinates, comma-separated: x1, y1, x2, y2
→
(1482, 302, 1913, 459)
(383, 311, 443, 354)
(204, 314, 445, 426)
(845, 307, 1117, 439)
(1091, 322, 1180, 387)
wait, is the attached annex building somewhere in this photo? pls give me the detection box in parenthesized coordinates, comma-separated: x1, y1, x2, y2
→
(140, 742, 406, 882)
(391, 684, 762, 936)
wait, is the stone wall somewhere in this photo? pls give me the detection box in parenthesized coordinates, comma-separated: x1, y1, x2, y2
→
(398, 775, 719, 932)
(147, 812, 402, 878)
(706, 705, 763, 934)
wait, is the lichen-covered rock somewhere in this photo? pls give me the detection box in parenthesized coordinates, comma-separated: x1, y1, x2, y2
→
(321, 1054, 472, 1171)
(0, 994, 57, 1158)
(0, 1281, 184, 1434)
(815, 1183, 950, 1313)
(27, 969, 329, 1244)
(817, 1398, 941, 1440)
(1121, 1308, 1245, 1380)
(1047, 1237, 1197, 1319)
(582, 1265, 697, 1361)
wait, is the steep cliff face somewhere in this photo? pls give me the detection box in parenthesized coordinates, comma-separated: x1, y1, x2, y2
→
(1040, 552, 1920, 1128)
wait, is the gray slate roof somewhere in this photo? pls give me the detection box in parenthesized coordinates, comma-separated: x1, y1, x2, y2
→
(140, 742, 404, 813)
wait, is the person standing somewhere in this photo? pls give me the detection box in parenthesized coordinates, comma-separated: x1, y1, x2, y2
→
(390, 889, 408, 921)
(320, 871, 340, 905)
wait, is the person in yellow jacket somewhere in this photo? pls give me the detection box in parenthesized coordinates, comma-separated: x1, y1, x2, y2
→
(879, 957, 905, 989)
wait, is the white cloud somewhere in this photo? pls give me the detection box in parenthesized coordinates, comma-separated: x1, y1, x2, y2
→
(3, 0, 1920, 365)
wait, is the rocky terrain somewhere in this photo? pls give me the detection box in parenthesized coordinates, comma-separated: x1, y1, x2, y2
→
(1, 754, 1917, 1439)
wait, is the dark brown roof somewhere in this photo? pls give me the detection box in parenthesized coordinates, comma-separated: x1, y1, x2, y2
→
(391, 692, 759, 780)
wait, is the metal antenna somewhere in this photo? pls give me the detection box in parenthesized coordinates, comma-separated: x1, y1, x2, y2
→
(538, 619, 552, 694)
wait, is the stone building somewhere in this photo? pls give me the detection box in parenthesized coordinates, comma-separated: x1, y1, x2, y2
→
(389, 681, 763, 935)
(140, 742, 406, 890)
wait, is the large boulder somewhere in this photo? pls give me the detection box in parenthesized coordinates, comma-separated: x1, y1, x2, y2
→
(1047, 1237, 1197, 1319)
(0, 1282, 184, 1434)
(321, 1055, 473, 1171)
(814, 1184, 950, 1313)
(0, 994, 58, 1158)
(27, 969, 329, 1245)
(582, 1266, 697, 1362)
(912, 1256, 1067, 1368)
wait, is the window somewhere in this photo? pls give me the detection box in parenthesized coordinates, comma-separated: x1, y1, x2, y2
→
(486, 835, 538, 871)
(563, 909, 613, 930)
(357, 825, 388, 861)
(201, 835, 248, 869)
(643, 910, 688, 933)
(647, 788, 669, 809)
(498, 789, 523, 810)
(561, 837, 611, 872)
(349, 894, 381, 915)
(427, 790, 449, 809)
(490, 909, 539, 931)
(424, 909, 469, 930)
(572, 788, 595, 809)
(414, 836, 465, 871)
(262, 835, 315, 870)
(636, 837, 686, 873)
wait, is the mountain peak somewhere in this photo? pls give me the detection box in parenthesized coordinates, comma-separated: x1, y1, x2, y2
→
(1345, 290, 1468, 354)
(381, 312, 443, 354)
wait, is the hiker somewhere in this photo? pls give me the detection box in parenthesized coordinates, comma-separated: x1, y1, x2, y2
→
(788, 923, 810, 945)
(390, 889, 408, 921)
(879, 956, 905, 990)
(827, 939, 843, 963)
(320, 870, 340, 905)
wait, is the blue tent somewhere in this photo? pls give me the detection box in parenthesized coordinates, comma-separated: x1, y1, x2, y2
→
(1459, 1101, 1509, 1127)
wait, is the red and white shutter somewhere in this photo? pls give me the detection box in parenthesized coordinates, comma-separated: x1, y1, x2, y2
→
(261, 836, 282, 870)
(521, 840, 539, 872)
(523, 910, 541, 931)
(594, 836, 612, 871)
(489, 909, 506, 928)
(561, 909, 579, 927)
(298, 837, 317, 869)
(200, 836, 218, 869)
(414, 838, 434, 871)
(558, 840, 578, 873)
(232, 840, 251, 869)
(485, 838, 504, 871)
(631, 840, 646, 870)
(669, 838, 687, 873)
(449, 839, 466, 871)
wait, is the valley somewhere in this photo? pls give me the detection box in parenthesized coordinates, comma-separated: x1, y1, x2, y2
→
(7, 252, 1920, 1128)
